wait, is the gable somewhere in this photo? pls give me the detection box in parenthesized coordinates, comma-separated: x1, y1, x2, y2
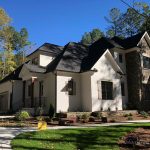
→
(92, 50, 123, 78)
(138, 33, 150, 57)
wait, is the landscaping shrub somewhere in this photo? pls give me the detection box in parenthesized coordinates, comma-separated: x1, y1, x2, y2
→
(123, 114, 129, 117)
(129, 113, 133, 116)
(36, 116, 43, 121)
(49, 104, 55, 119)
(35, 107, 43, 116)
(76, 114, 82, 121)
(56, 112, 67, 118)
(140, 111, 149, 118)
(89, 116, 95, 122)
(110, 119, 116, 123)
(101, 116, 107, 123)
(123, 113, 132, 117)
(91, 112, 101, 118)
(81, 113, 89, 123)
(15, 111, 30, 121)
(127, 116, 133, 120)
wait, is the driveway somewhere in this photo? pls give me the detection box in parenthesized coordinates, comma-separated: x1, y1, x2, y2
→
(0, 127, 35, 150)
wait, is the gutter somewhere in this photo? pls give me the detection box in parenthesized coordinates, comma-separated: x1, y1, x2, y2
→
(54, 72, 57, 113)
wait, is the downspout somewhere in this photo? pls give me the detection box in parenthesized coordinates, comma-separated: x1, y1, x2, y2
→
(10, 80, 14, 112)
(54, 72, 57, 113)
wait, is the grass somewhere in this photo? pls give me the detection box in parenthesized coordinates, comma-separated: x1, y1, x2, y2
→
(11, 123, 150, 150)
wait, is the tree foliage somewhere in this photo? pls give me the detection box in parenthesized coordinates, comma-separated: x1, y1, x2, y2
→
(0, 7, 30, 79)
(80, 1, 150, 41)
(105, 1, 150, 38)
(81, 28, 104, 45)
(105, 8, 122, 37)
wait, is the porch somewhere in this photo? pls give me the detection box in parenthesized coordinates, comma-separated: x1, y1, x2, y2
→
(24, 97, 47, 108)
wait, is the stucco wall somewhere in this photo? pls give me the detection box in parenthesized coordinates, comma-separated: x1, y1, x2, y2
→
(80, 72, 92, 111)
(0, 81, 12, 111)
(56, 72, 81, 112)
(12, 81, 23, 111)
(91, 52, 122, 111)
(44, 73, 56, 112)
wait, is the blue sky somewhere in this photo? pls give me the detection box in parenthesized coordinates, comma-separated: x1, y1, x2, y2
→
(0, 0, 149, 48)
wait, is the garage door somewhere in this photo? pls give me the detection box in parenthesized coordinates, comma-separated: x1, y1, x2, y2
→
(0, 92, 9, 112)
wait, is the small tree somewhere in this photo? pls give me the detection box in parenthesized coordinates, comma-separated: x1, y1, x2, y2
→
(49, 104, 55, 120)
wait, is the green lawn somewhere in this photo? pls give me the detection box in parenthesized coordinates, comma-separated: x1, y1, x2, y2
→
(11, 123, 150, 150)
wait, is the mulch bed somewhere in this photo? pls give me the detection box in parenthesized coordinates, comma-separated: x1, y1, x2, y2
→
(119, 127, 150, 150)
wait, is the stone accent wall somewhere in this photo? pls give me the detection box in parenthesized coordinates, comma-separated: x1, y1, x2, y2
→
(140, 37, 150, 110)
(126, 51, 142, 109)
(126, 37, 150, 110)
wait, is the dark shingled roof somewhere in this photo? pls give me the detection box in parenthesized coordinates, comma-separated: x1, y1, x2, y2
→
(0, 63, 25, 84)
(46, 42, 89, 72)
(24, 63, 46, 73)
(0, 61, 46, 84)
(46, 32, 145, 73)
(0, 32, 145, 82)
(27, 43, 63, 57)
(111, 32, 144, 49)
(81, 37, 114, 72)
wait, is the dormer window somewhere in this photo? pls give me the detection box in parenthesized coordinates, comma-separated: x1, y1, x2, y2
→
(32, 57, 38, 65)
(119, 53, 123, 63)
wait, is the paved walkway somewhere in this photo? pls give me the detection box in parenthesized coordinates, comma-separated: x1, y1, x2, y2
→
(0, 127, 35, 150)
(0, 120, 150, 150)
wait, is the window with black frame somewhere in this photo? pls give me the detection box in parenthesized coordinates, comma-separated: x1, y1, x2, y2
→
(119, 53, 123, 63)
(143, 84, 150, 100)
(68, 79, 76, 95)
(121, 82, 125, 96)
(101, 81, 113, 100)
(143, 56, 150, 69)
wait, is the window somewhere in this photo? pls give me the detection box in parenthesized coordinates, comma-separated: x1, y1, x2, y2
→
(68, 79, 76, 95)
(119, 53, 123, 63)
(39, 81, 44, 96)
(101, 81, 113, 100)
(143, 56, 150, 69)
(32, 57, 38, 65)
(143, 84, 150, 100)
(28, 85, 31, 97)
(121, 82, 125, 96)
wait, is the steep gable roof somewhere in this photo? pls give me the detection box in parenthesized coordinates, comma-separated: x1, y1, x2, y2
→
(27, 43, 63, 57)
(81, 37, 114, 72)
(46, 42, 89, 72)
(0, 62, 28, 84)
(111, 32, 145, 49)
(24, 63, 46, 73)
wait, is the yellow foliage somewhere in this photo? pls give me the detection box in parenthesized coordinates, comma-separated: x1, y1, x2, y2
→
(38, 121, 47, 130)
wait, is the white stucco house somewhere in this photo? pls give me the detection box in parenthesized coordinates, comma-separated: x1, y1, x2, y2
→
(0, 31, 150, 114)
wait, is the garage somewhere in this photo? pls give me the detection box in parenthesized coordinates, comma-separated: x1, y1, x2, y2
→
(0, 92, 9, 112)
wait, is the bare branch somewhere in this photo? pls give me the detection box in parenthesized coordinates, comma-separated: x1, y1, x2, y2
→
(120, 0, 148, 18)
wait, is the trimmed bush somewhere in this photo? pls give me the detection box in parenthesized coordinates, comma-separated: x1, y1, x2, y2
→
(81, 113, 89, 123)
(123, 114, 128, 117)
(110, 119, 116, 123)
(49, 104, 55, 119)
(129, 113, 133, 116)
(140, 111, 149, 118)
(89, 116, 95, 122)
(15, 111, 30, 121)
(127, 116, 133, 120)
(123, 113, 132, 117)
(36, 116, 44, 121)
